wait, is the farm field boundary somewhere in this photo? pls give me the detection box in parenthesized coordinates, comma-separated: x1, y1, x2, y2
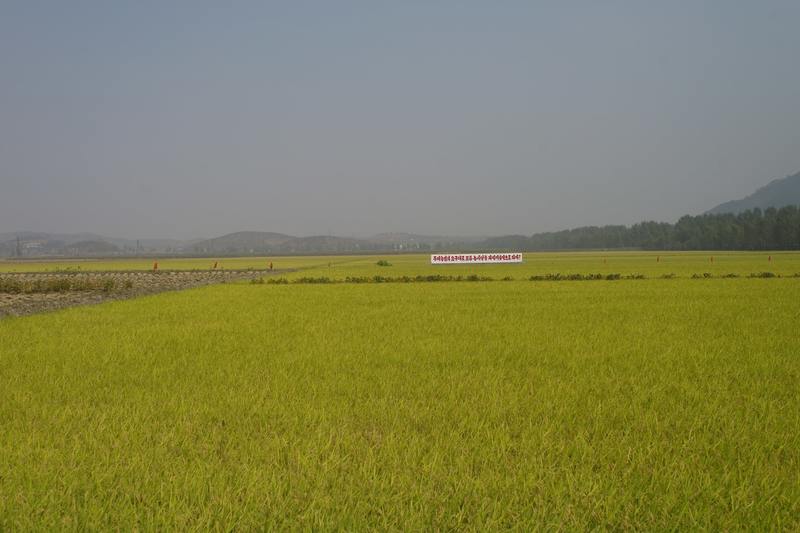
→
(257, 271, 796, 284)
(0, 258, 365, 317)
(0, 269, 281, 318)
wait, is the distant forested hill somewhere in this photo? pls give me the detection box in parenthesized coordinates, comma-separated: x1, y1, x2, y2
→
(707, 171, 800, 214)
(482, 205, 800, 251)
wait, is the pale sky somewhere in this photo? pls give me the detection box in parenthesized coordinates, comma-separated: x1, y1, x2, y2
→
(1, 1, 799, 239)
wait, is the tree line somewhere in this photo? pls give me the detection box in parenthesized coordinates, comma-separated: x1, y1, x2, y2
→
(482, 205, 800, 251)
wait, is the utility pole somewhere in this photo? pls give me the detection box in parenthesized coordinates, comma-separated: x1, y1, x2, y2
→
(16, 236, 22, 257)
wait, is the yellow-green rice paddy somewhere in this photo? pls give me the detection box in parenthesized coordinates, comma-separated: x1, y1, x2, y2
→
(1, 252, 798, 529)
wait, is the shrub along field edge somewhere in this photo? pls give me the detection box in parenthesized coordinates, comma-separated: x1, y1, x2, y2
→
(253, 271, 794, 285)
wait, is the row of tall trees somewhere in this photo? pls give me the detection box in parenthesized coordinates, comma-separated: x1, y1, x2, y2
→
(483, 206, 800, 251)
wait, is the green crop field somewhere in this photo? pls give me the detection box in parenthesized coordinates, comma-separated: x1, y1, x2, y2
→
(287, 251, 800, 280)
(2, 250, 798, 277)
(1, 252, 799, 529)
(0, 255, 352, 273)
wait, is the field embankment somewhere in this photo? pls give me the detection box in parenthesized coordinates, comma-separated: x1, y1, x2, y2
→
(0, 270, 273, 318)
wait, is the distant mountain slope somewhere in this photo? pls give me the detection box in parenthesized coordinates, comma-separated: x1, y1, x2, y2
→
(191, 231, 295, 253)
(0, 232, 194, 256)
(367, 232, 482, 244)
(280, 235, 366, 253)
(65, 240, 120, 254)
(189, 233, 462, 254)
(707, 171, 800, 214)
(0, 229, 479, 257)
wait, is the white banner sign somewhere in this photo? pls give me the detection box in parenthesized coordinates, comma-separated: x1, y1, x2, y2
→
(431, 253, 523, 265)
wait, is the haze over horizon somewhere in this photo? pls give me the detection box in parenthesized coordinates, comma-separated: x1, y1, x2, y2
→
(2, 1, 799, 240)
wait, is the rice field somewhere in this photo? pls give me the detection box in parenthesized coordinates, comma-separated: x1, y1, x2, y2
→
(0, 255, 347, 273)
(1, 252, 799, 529)
(2, 250, 797, 277)
(289, 251, 800, 280)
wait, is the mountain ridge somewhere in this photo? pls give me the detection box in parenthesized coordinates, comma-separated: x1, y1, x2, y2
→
(5, 170, 800, 258)
(706, 171, 800, 215)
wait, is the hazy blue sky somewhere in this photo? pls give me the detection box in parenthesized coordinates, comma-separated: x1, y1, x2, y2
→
(2, 1, 799, 239)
